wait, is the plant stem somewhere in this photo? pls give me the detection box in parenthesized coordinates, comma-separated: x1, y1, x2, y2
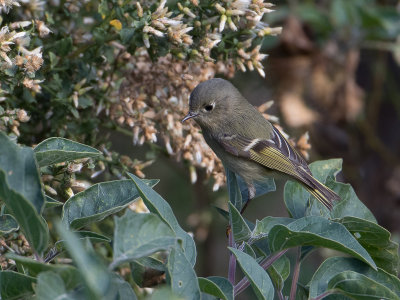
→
(277, 290, 285, 300)
(289, 247, 301, 300)
(234, 249, 289, 295)
(310, 290, 335, 300)
(228, 227, 236, 285)
(34, 251, 43, 262)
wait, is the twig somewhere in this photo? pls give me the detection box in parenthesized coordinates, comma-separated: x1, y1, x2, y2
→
(310, 290, 336, 300)
(34, 251, 44, 262)
(228, 228, 236, 285)
(277, 290, 285, 300)
(0, 240, 16, 253)
(289, 247, 301, 300)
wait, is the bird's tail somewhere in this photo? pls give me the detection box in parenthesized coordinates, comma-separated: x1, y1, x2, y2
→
(299, 171, 341, 210)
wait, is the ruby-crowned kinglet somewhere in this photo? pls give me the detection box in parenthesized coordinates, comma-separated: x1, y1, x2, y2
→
(182, 78, 340, 211)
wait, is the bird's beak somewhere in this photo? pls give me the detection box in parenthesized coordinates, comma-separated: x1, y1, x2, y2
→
(182, 111, 198, 123)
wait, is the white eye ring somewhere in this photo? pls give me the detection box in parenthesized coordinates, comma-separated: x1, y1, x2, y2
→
(203, 103, 215, 112)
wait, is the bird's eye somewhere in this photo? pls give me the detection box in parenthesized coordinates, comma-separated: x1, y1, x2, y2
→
(204, 104, 214, 111)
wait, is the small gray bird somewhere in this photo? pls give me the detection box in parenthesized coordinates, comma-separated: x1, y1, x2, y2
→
(182, 78, 340, 212)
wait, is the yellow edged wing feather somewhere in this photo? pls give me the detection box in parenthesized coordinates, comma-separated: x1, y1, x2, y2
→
(215, 127, 340, 210)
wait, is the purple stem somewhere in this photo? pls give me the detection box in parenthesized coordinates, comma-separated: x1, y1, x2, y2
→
(34, 251, 43, 262)
(277, 290, 285, 300)
(228, 228, 236, 285)
(310, 290, 335, 300)
(234, 249, 289, 295)
(289, 247, 301, 300)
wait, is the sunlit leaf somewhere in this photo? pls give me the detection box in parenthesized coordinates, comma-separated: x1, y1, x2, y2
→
(34, 137, 101, 167)
(111, 210, 176, 269)
(62, 179, 158, 230)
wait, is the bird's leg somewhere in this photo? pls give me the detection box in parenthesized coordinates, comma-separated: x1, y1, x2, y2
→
(240, 183, 256, 214)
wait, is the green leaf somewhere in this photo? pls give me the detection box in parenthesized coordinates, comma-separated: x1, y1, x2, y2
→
(120, 28, 135, 44)
(55, 231, 111, 252)
(108, 274, 138, 300)
(309, 257, 400, 299)
(268, 216, 377, 269)
(295, 283, 309, 300)
(128, 173, 196, 267)
(327, 180, 376, 222)
(0, 132, 45, 214)
(35, 271, 69, 300)
(167, 248, 201, 300)
(0, 271, 36, 300)
(229, 202, 251, 243)
(56, 223, 112, 298)
(0, 214, 19, 234)
(130, 257, 165, 287)
(151, 287, 184, 300)
(337, 216, 399, 275)
(6, 253, 81, 290)
(75, 230, 111, 243)
(225, 167, 243, 211)
(0, 132, 49, 254)
(198, 277, 233, 300)
(34, 137, 102, 167)
(53, 37, 73, 56)
(214, 206, 229, 221)
(241, 176, 276, 203)
(44, 195, 63, 208)
(225, 167, 275, 211)
(229, 248, 274, 299)
(284, 159, 376, 222)
(111, 210, 176, 269)
(243, 242, 256, 258)
(328, 271, 399, 299)
(62, 179, 158, 230)
(252, 217, 294, 241)
(267, 255, 290, 291)
(284, 159, 342, 218)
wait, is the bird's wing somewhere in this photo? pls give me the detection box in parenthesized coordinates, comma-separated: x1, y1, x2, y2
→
(216, 124, 310, 179)
(215, 125, 338, 209)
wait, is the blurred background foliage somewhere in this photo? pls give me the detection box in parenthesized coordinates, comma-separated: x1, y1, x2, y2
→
(1, 0, 400, 297)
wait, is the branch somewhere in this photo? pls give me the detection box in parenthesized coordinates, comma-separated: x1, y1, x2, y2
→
(289, 247, 301, 300)
(228, 227, 236, 285)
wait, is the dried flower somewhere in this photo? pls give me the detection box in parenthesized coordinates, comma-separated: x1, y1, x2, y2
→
(0, 0, 20, 13)
(22, 78, 43, 92)
(17, 109, 30, 122)
(35, 20, 52, 37)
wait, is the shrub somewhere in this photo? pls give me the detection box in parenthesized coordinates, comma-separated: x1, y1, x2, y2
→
(0, 132, 399, 299)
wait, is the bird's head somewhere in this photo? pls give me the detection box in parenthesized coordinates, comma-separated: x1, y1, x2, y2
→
(182, 78, 243, 129)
